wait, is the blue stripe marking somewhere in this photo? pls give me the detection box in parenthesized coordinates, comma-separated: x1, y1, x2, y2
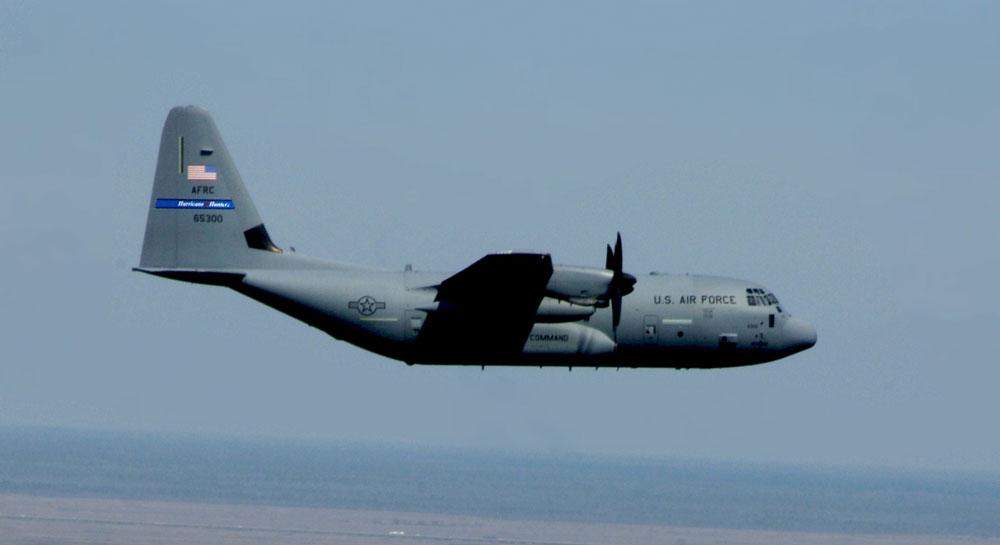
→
(156, 199, 235, 210)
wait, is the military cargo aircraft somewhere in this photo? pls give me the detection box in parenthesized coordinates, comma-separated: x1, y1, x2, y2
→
(136, 106, 816, 369)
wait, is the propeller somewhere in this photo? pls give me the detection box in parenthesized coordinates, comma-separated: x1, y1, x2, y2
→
(605, 232, 637, 329)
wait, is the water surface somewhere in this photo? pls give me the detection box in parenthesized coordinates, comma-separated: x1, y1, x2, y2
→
(1, 427, 996, 536)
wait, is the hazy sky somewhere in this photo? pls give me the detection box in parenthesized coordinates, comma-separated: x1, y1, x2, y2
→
(2, 1, 998, 472)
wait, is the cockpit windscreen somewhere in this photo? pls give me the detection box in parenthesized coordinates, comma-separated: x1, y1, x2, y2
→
(746, 288, 780, 308)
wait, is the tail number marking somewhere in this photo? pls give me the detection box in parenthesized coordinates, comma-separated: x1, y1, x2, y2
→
(193, 214, 224, 223)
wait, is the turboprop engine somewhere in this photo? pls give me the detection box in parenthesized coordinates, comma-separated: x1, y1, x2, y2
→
(545, 266, 615, 306)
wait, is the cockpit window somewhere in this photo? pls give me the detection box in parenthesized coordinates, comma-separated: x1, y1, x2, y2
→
(746, 288, 779, 307)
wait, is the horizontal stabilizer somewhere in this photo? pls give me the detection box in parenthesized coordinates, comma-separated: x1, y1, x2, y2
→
(132, 267, 246, 287)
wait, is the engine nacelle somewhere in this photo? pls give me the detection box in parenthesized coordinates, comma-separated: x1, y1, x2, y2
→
(535, 297, 596, 323)
(545, 266, 614, 305)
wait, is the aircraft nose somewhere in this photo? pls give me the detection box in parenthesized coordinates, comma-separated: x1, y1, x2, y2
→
(784, 317, 817, 353)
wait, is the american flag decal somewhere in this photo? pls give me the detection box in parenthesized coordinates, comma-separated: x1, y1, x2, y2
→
(187, 164, 218, 181)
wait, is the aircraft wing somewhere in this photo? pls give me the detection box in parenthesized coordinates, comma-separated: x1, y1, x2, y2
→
(417, 253, 554, 359)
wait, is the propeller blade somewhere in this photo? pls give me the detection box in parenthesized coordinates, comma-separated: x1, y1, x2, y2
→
(602, 232, 635, 329)
(612, 288, 622, 328)
(614, 232, 623, 272)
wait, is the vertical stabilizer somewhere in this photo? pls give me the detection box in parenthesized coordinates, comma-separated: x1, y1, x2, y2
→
(139, 106, 280, 270)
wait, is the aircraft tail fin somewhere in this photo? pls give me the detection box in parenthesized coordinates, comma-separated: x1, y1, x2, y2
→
(138, 106, 281, 271)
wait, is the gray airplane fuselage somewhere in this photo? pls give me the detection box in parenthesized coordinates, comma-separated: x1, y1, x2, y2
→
(136, 106, 817, 369)
(225, 256, 816, 369)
